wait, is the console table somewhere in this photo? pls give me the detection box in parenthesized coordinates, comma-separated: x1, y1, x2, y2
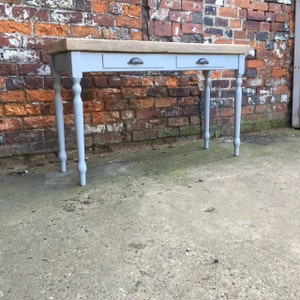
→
(43, 38, 250, 186)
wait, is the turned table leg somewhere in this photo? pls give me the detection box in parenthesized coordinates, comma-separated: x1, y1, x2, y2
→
(53, 69, 67, 173)
(72, 77, 87, 186)
(234, 71, 243, 157)
(204, 70, 212, 149)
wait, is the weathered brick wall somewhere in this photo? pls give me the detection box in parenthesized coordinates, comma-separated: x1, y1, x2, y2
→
(0, 0, 294, 157)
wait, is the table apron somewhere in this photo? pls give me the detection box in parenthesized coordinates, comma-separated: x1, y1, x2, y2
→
(51, 52, 244, 76)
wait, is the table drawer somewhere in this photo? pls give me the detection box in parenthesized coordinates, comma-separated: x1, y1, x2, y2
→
(176, 55, 238, 69)
(102, 53, 172, 70)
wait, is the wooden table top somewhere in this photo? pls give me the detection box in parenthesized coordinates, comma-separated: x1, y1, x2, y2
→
(43, 38, 251, 55)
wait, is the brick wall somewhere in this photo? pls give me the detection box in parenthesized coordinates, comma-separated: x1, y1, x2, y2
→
(0, 0, 294, 158)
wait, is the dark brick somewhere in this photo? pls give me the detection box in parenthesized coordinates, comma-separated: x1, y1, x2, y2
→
(50, 11, 85, 24)
(266, 41, 276, 50)
(12, 7, 49, 22)
(205, 28, 223, 36)
(243, 20, 260, 30)
(192, 12, 203, 23)
(205, 6, 216, 16)
(5, 77, 25, 90)
(0, 63, 17, 76)
(225, 29, 232, 38)
(75, 0, 92, 11)
(147, 87, 168, 97)
(245, 68, 258, 78)
(204, 17, 214, 26)
(169, 87, 191, 97)
(5, 130, 43, 144)
(215, 17, 228, 27)
(256, 31, 269, 41)
(0, 133, 5, 146)
(86, 14, 114, 27)
(180, 34, 204, 43)
(25, 76, 44, 89)
(274, 32, 289, 40)
(159, 107, 182, 117)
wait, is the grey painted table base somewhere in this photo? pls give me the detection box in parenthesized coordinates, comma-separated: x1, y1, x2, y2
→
(44, 39, 249, 186)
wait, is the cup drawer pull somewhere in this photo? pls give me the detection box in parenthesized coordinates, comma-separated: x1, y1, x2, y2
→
(127, 57, 144, 65)
(196, 58, 209, 65)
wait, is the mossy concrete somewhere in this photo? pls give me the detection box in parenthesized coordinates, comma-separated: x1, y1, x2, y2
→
(1, 128, 300, 299)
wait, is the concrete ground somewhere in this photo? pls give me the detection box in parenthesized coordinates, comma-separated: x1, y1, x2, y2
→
(0, 128, 300, 300)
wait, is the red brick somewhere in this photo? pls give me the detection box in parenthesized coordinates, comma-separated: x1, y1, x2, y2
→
(131, 98, 155, 109)
(247, 10, 265, 21)
(91, 111, 120, 125)
(0, 91, 25, 103)
(116, 16, 142, 29)
(160, 0, 181, 10)
(128, 5, 142, 17)
(242, 105, 254, 115)
(26, 90, 54, 102)
(0, 118, 23, 131)
(230, 19, 241, 29)
(155, 97, 177, 108)
(257, 50, 274, 60)
(83, 101, 105, 112)
(70, 25, 101, 38)
(182, 1, 203, 11)
(178, 97, 198, 106)
(148, 20, 172, 36)
(130, 30, 142, 40)
(18, 63, 44, 75)
(136, 110, 158, 120)
(141, 77, 154, 87)
(182, 22, 203, 34)
(268, 3, 282, 13)
(34, 23, 68, 37)
(122, 77, 142, 86)
(104, 98, 126, 110)
(101, 27, 117, 39)
(93, 88, 121, 101)
(273, 84, 288, 94)
(272, 68, 287, 78)
(235, 0, 250, 8)
(234, 30, 246, 39)
(260, 22, 271, 31)
(251, 1, 269, 11)
(121, 110, 135, 120)
(121, 87, 147, 98)
(3, 0, 20, 3)
(23, 116, 56, 129)
(246, 59, 265, 68)
(92, 1, 108, 13)
(0, 20, 31, 34)
(265, 12, 275, 22)
(271, 22, 287, 32)
(219, 7, 238, 18)
(5, 104, 41, 116)
(275, 13, 289, 23)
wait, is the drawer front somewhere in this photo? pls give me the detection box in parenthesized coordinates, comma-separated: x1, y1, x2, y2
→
(176, 55, 238, 69)
(102, 53, 174, 70)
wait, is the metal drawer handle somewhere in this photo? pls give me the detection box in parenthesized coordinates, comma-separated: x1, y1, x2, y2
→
(127, 57, 144, 65)
(196, 58, 209, 65)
